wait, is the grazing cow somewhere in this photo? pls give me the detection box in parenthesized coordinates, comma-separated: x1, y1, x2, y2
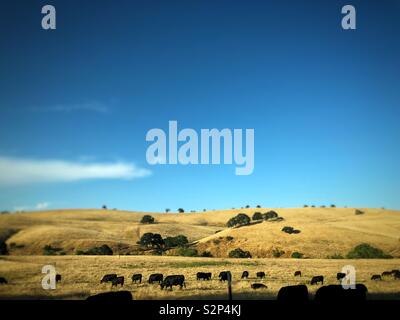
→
(277, 285, 309, 302)
(100, 274, 117, 284)
(256, 272, 266, 279)
(196, 272, 211, 281)
(0, 277, 7, 284)
(111, 276, 124, 287)
(391, 270, 400, 275)
(394, 271, 400, 280)
(294, 271, 301, 277)
(251, 283, 267, 290)
(131, 274, 142, 284)
(310, 276, 324, 285)
(336, 272, 346, 281)
(241, 271, 249, 279)
(314, 284, 368, 302)
(371, 275, 382, 281)
(382, 271, 392, 277)
(218, 271, 231, 282)
(148, 273, 163, 284)
(86, 291, 132, 301)
(55, 274, 62, 283)
(160, 275, 186, 290)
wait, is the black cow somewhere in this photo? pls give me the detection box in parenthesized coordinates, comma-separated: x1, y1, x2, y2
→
(310, 276, 324, 285)
(219, 271, 231, 282)
(131, 274, 142, 283)
(100, 274, 117, 284)
(241, 271, 249, 279)
(196, 272, 211, 280)
(148, 273, 163, 284)
(0, 277, 7, 284)
(382, 271, 392, 277)
(314, 284, 368, 302)
(111, 276, 124, 287)
(336, 272, 346, 281)
(86, 291, 132, 301)
(160, 275, 186, 290)
(256, 272, 266, 279)
(371, 275, 382, 281)
(391, 269, 400, 275)
(294, 271, 301, 277)
(277, 285, 309, 302)
(55, 274, 62, 283)
(394, 271, 400, 280)
(251, 283, 267, 289)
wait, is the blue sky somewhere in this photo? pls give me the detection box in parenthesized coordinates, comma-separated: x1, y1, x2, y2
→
(0, 0, 399, 212)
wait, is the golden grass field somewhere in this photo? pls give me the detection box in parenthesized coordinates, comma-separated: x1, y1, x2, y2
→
(0, 207, 399, 299)
(0, 256, 399, 300)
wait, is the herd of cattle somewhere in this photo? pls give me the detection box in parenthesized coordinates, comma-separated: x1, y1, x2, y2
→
(95, 268, 400, 290)
(85, 267, 400, 301)
(0, 267, 399, 301)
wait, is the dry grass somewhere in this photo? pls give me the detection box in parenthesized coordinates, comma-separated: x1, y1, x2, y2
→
(0, 255, 399, 300)
(1, 207, 399, 258)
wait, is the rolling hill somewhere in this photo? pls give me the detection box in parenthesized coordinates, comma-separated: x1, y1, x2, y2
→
(0, 207, 399, 258)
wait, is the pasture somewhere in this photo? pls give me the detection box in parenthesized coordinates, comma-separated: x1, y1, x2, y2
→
(0, 256, 399, 300)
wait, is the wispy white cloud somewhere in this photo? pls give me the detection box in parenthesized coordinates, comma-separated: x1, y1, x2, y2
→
(0, 156, 151, 186)
(13, 202, 51, 212)
(35, 202, 50, 210)
(31, 101, 110, 113)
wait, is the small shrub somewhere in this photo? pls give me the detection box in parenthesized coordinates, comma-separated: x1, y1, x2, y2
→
(311, 205, 315, 208)
(291, 251, 304, 259)
(263, 210, 278, 220)
(102, 205, 107, 210)
(272, 248, 285, 258)
(140, 215, 155, 224)
(177, 247, 198, 257)
(330, 204, 336, 208)
(355, 209, 364, 215)
(252, 212, 263, 221)
(282, 226, 300, 234)
(228, 248, 252, 258)
(139, 233, 164, 249)
(83, 244, 113, 255)
(245, 205, 250, 209)
(226, 236, 234, 241)
(346, 243, 392, 259)
(43, 245, 63, 256)
(303, 205, 308, 208)
(256, 205, 261, 208)
(165, 208, 170, 213)
(201, 251, 213, 257)
(227, 213, 251, 228)
(178, 208, 185, 213)
(164, 235, 188, 248)
(282, 226, 294, 233)
(213, 239, 221, 245)
(320, 205, 326, 208)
